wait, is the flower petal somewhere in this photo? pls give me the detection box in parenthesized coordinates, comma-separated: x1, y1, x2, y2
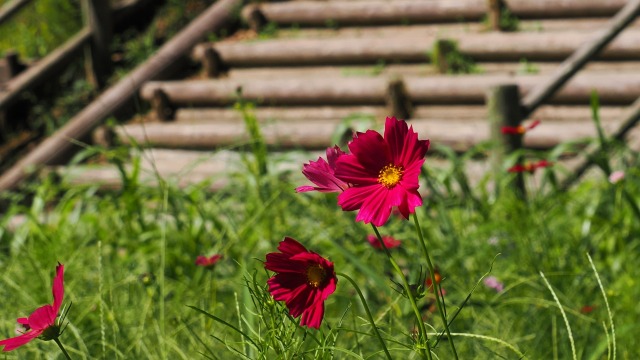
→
(300, 300, 325, 329)
(52, 263, 64, 314)
(278, 237, 308, 256)
(0, 330, 41, 352)
(347, 130, 390, 172)
(27, 305, 56, 331)
(337, 185, 379, 212)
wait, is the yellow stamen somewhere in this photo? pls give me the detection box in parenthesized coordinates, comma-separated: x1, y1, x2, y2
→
(378, 164, 404, 188)
(306, 264, 327, 288)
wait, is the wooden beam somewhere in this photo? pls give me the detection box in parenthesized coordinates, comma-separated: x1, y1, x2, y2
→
(246, 0, 626, 27)
(192, 30, 640, 67)
(0, 0, 242, 192)
(140, 72, 640, 106)
(521, 0, 640, 117)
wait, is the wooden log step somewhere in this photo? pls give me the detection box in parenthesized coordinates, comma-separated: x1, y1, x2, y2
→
(162, 105, 626, 125)
(270, 18, 640, 41)
(223, 62, 640, 81)
(109, 111, 630, 151)
(44, 148, 496, 191)
(194, 30, 640, 67)
(140, 72, 640, 106)
(242, 0, 626, 27)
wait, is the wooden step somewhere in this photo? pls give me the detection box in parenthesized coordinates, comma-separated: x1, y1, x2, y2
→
(45, 148, 496, 190)
(109, 107, 631, 151)
(222, 62, 640, 80)
(141, 72, 640, 106)
(154, 105, 626, 124)
(195, 30, 640, 67)
(242, 0, 626, 27)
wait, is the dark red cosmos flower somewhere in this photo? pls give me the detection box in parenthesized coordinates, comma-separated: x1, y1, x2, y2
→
(0, 263, 65, 352)
(195, 254, 222, 268)
(367, 234, 401, 250)
(334, 117, 430, 226)
(265, 237, 337, 329)
(501, 120, 541, 135)
(296, 145, 348, 193)
(508, 160, 552, 173)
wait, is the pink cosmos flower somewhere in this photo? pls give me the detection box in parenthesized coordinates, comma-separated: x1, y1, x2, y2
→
(609, 170, 625, 184)
(0, 263, 65, 352)
(195, 254, 222, 268)
(501, 120, 541, 135)
(483, 276, 504, 293)
(367, 234, 401, 249)
(296, 145, 348, 193)
(334, 117, 430, 226)
(508, 160, 552, 173)
(265, 237, 337, 329)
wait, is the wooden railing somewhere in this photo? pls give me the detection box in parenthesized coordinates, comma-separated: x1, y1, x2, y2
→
(489, 0, 640, 196)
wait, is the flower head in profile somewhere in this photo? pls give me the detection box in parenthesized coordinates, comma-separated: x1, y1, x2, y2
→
(195, 254, 222, 268)
(501, 120, 541, 135)
(483, 276, 504, 293)
(508, 160, 552, 173)
(334, 117, 430, 226)
(0, 263, 66, 352)
(296, 145, 348, 193)
(367, 234, 401, 250)
(265, 237, 337, 329)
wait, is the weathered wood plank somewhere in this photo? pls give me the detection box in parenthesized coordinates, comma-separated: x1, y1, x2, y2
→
(141, 72, 640, 106)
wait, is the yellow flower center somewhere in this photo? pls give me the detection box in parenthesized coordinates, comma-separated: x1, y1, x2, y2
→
(378, 164, 404, 188)
(306, 264, 327, 288)
(516, 125, 526, 134)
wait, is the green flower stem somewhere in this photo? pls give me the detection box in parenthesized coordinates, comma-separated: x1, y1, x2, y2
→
(53, 337, 72, 360)
(412, 213, 458, 360)
(371, 225, 432, 360)
(337, 272, 392, 360)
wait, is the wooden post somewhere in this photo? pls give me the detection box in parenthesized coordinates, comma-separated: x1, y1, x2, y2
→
(243, 5, 267, 33)
(82, 0, 112, 89)
(487, 84, 525, 198)
(151, 89, 175, 121)
(486, 0, 502, 31)
(386, 78, 412, 120)
(202, 45, 224, 78)
(433, 39, 454, 74)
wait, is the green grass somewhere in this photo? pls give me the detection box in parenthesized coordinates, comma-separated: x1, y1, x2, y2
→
(0, 128, 638, 358)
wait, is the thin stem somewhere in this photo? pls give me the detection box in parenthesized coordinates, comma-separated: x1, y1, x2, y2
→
(412, 213, 459, 360)
(53, 337, 72, 360)
(337, 272, 392, 360)
(371, 225, 432, 360)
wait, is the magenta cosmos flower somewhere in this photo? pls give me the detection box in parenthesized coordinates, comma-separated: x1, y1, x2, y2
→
(195, 254, 222, 268)
(296, 145, 348, 193)
(0, 263, 65, 352)
(334, 117, 430, 226)
(265, 237, 337, 329)
(367, 234, 401, 250)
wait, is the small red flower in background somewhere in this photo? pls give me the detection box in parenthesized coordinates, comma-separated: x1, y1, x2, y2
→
(508, 160, 552, 173)
(265, 237, 337, 329)
(483, 276, 504, 293)
(580, 305, 596, 314)
(334, 117, 430, 226)
(296, 145, 348, 193)
(367, 234, 401, 249)
(195, 254, 222, 268)
(0, 263, 66, 352)
(501, 120, 541, 135)
(425, 268, 446, 297)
